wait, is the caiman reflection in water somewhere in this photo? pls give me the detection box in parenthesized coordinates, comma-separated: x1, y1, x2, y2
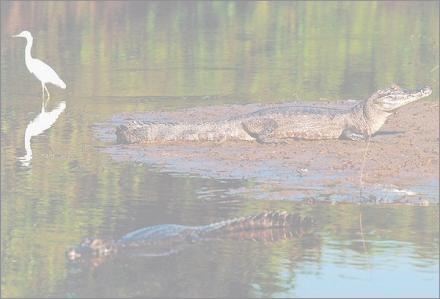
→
(67, 211, 314, 267)
(18, 100, 66, 167)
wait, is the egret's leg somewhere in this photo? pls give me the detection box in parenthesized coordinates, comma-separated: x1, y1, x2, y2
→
(44, 85, 50, 99)
(41, 83, 46, 110)
(44, 84, 50, 107)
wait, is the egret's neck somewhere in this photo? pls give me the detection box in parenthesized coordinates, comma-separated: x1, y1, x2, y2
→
(24, 37, 33, 63)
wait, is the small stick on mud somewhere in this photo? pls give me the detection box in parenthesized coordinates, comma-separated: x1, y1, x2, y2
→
(359, 134, 371, 202)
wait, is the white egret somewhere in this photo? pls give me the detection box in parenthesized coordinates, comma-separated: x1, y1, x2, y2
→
(13, 30, 66, 100)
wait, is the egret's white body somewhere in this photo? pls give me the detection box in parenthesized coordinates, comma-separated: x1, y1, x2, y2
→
(13, 31, 66, 99)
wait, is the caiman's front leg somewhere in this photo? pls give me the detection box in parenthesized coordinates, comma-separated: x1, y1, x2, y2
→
(242, 118, 287, 144)
(340, 128, 368, 141)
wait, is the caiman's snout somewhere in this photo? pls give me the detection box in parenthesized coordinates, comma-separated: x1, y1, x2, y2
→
(376, 85, 433, 111)
(420, 86, 433, 97)
(406, 86, 432, 98)
(406, 86, 433, 104)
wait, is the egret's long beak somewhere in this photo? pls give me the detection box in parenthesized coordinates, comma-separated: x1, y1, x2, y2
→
(12, 34, 19, 38)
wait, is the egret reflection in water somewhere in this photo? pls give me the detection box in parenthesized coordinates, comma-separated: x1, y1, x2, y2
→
(19, 101, 66, 166)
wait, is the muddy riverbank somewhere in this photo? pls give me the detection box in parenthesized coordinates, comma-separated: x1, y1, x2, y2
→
(95, 100, 439, 204)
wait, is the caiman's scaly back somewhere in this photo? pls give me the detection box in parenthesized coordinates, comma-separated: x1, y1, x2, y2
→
(67, 211, 313, 262)
(198, 211, 312, 235)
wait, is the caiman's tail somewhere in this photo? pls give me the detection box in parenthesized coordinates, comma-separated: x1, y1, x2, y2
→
(198, 211, 314, 237)
(116, 120, 229, 144)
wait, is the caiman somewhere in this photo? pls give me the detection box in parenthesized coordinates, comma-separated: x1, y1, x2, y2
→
(67, 211, 313, 262)
(115, 85, 432, 144)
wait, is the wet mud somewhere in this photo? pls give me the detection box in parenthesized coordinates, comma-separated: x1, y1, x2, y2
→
(95, 100, 439, 205)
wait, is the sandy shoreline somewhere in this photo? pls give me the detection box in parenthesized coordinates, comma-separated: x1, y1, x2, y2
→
(96, 100, 439, 204)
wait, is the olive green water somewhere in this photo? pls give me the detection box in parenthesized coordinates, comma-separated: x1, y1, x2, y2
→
(1, 2, 439, 298)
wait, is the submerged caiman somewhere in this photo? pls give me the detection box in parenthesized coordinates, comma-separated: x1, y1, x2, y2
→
(67, 211, 313, 262)
(116, 85, 432, 144)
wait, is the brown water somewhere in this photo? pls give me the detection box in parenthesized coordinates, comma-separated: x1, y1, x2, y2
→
(1, 2, 439, 298)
